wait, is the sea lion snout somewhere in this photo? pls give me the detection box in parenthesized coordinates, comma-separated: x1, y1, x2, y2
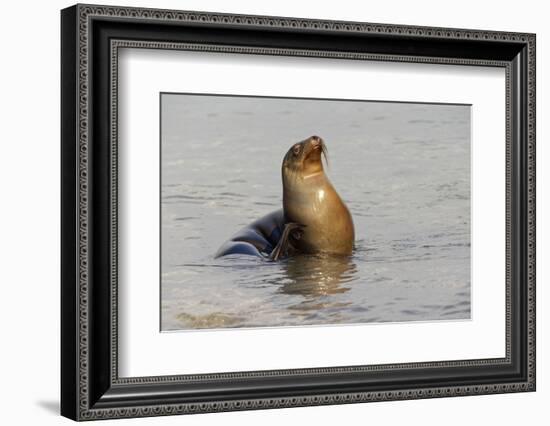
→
(308, 135, 323, 151)
(309, 135, 322, 144)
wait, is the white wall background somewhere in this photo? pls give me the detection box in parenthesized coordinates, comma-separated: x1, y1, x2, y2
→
(0, 0, 546, 424)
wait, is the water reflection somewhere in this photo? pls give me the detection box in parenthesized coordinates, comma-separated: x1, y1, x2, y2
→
(277, 254, 358, 297)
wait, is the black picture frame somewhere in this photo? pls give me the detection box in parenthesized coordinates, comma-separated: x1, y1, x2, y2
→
(61, 3, 536, 421)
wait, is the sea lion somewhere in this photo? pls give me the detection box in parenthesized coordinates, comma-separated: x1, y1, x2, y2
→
(281, 135, 355, 256)
(215, 135, 354, 259)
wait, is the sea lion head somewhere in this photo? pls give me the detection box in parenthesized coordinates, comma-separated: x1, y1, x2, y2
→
(282, 135, 328, 181)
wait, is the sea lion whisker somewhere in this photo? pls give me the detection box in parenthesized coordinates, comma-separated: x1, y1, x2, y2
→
(321, 142, 329, 168)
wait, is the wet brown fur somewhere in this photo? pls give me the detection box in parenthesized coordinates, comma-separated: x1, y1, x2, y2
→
(281, 136, 355, 256)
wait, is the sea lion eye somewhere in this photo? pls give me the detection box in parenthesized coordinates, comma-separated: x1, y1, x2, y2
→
(292, 145, 300, 156)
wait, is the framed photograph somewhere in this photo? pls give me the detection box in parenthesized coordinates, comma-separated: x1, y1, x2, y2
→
(61, 4, 536, 421)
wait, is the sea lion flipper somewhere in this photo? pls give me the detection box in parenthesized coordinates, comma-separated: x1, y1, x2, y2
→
(269, 223, 304, 261)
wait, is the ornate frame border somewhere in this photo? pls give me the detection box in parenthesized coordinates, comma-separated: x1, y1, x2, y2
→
(61, 3, 536, 421)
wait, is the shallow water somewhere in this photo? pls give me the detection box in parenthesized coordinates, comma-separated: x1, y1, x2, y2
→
(161, 94, 471, 330)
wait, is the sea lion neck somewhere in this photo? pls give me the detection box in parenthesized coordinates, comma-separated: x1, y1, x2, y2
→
(303, 170, 324, 180)
(282, 167, 328, 194)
